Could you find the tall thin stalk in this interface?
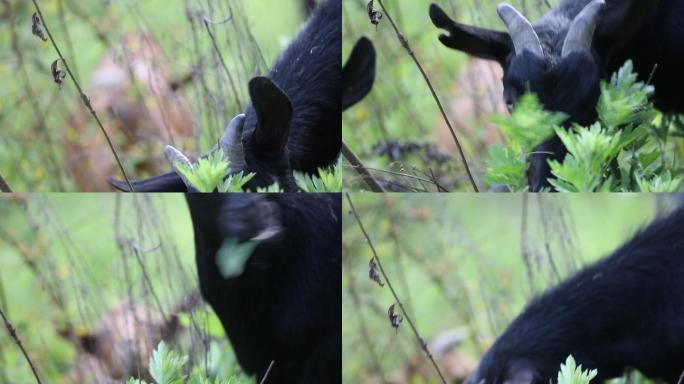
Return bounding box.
[0,308,43,384]
[345,193,448,384]
[376,0,479,192]
[31,0,133,191]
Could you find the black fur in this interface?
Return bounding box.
[186,193,341,383]
[342,37,376,110]
[431,0,684,191]
[469,205,684,383]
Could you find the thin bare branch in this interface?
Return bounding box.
[342,142,384,192]
[31,0,133,191]
[0,308,43,384]
[345,193,448,384]
[343,243,388,382]
[203,17,244,111]
[376,0,479,192]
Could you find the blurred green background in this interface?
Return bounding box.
[0,194,249,382]
[0,0,307,191]
[342,0,557,192]
[342,193,674,383]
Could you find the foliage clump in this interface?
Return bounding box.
[486,60,683,192]
[170,149,341,192]
[557,355,598,384]
[126,342,254,384]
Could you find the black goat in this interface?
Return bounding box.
[468,205,684,383]
[111,0,345,192]
[431,0,684,191]
[186,193,341,383]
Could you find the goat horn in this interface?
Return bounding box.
[497,3,543,57]
[562,0,605,57]
[164,145,194,188]
[220,114,247,172]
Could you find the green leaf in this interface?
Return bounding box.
[635,171,682,192]
[557,355,597,384]
[484,145,527,191]
[597,60,656,130]
[149,341,188,384]
[170,149,264,193]
[294,163,342,192]
[216,238,261,278]
[492,93,567,152]
[255,183,283,193]
[218,171,257,193]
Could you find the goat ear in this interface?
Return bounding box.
[429,3,512,64]
[107,172,188,192]
[248,77,293,153]
[342,37,376,110]
[594,1,658,57]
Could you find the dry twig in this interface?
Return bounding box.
[376,0,479,192]
[0,308,43,384]
[345,193,448,384]
[31,0,133,191]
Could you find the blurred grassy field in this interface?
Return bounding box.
[0,194,237,382]
[342,0,556,191]
[0,0,305,191]
[342,193,671,383]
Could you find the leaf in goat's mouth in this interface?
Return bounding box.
[216,237,261,279]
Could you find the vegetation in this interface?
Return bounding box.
[487,61,683,192]
[125,342,255,384]
[169,149,342,192]
[558,356,597,384]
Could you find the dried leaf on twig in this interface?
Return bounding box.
[388,303,403,333]
[369,257,384,287]
[31,13,48,42]
[51,59,66,88]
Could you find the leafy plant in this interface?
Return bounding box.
[485,60,683,192]
[171,149,342,193]
[557,355,598,384]
[216,238,261,278]
[172,149,256,193]
[485,93,567,189]
[294,163,342,192]
[126,342,254,384]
